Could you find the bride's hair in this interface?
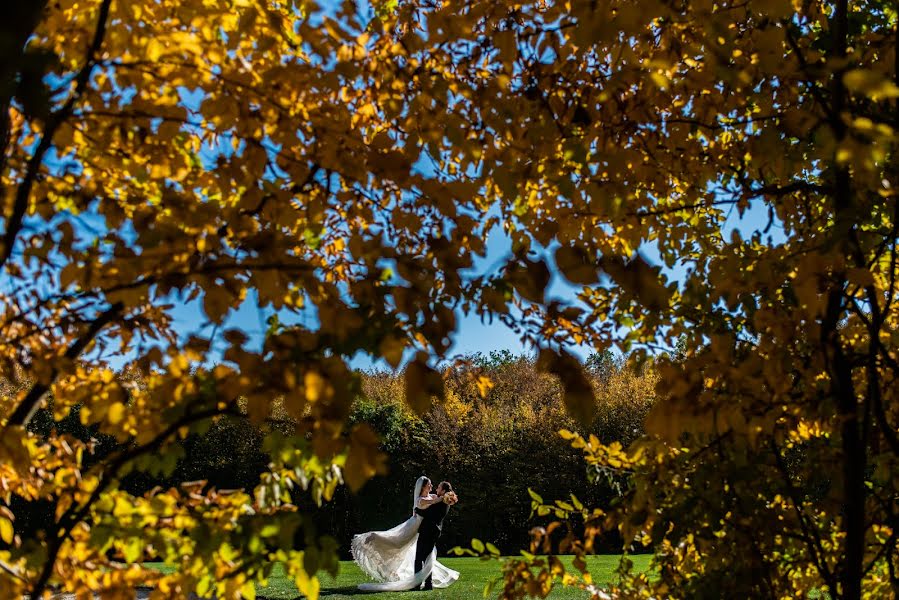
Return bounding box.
[412,476,430,514]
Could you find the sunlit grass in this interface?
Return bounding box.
[146,555,652,599]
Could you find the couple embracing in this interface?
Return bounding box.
[351,476,460,592]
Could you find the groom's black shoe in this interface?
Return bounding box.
[421,577,433,591]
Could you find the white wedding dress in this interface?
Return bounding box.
[350,477,460,591]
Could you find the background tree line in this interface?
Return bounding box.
[9,350,657,558]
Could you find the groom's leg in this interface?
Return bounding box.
[414,529,431,577]
[413,541,425,576]
[423,531,440,590]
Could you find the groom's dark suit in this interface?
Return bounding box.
[414,499,449,590]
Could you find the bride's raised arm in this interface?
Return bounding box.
[416,494,441,509]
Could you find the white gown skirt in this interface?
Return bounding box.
[350,514,460,591]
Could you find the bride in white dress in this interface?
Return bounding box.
[350,476,460,591]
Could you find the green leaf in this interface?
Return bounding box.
[483,577,499,598]
[303,227,323,250]
[374,0,399,19]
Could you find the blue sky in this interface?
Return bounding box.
[162,194,780,372]
[165,211,532,372]
[162,68,786,372]
[162,65,783,372]
[25,0,785,374]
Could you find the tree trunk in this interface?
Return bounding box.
[828,1,865,598]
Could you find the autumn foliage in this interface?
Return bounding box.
[5,353,656,565]
[340,352,656,555]
[1,0,898,599]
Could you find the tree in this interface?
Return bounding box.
[4,0,898,598]
[0,1,553,597]
[384,0,895,598]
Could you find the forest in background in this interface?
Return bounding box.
[9,350,658,558]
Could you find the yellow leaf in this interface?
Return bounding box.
[107,402,126,425]
[475,375,494,399]
[403,355,444,415]
[295,568,321,600]
[203,287,233,323]
[537,349,596,425]
[0,517,13,544]
[379,335,406,370]
[649,71,669,89]
[241,580,256,600]
[554,245,597,285]
[343,424,388,492]
[844,69,899,100]
[123,537,143,563]
[305,370,332,403]
[146,39,165,62]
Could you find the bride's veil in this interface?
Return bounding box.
[412,476,427,514]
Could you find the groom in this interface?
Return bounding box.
[413,480,454,591]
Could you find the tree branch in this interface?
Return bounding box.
[0,0,112,268]
[782,20,834,123]
[771,441,838,592]
[27,404,230,599]
[5,301,123,428]
[0,2,50,177]
[748,180,829,198]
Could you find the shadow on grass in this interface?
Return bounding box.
[318,586,375,597]
[257,588,373,599]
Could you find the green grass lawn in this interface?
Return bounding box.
[147,555,651,599]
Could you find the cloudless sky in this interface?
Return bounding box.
[165,211,530,372]
[164,196,781,372]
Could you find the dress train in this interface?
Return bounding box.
[350,514,459,591]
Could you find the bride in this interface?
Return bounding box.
[350,476,460,591]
